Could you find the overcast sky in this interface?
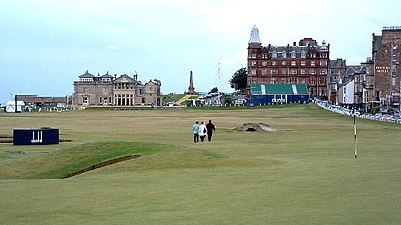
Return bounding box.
[1,0,400,104]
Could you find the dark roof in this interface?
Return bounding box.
[346,65,366,74]
[372,34,382,53]
[251,84,308,95]
[101,71,114,78]
[79,70,95,78]
[114,74,136,83]
[329,59,347,69]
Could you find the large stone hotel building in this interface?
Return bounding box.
[372,26,401,107]
[246,25,329,99]
[73,71,161,107]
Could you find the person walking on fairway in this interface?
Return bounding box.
[206,119,216,142]
[192,121,200,143]
[199,121,207,142]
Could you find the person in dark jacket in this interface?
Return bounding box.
[206,120,216,142]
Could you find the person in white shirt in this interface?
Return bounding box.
[199,121,207,142]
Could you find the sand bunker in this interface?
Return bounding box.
[236,123,275,132]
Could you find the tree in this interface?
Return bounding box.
[209,87,218,93]
[229,67,247,93]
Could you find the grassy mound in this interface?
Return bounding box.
[0,142,173,179]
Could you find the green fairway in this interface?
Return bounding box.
[1,104,401,224]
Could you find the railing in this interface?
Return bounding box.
[383,26,401,31]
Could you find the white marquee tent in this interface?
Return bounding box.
[5,100,25,113]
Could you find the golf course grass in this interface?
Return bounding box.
[0,104,400,224]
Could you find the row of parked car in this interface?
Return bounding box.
[314,100,401,124]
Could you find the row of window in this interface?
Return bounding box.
[114,83,135,90]
[80,87,145,95]
[79,78,112,82]
[250,60,328,67]
[81,96,149,105]
[252,68,328,76]
[249,77,327,86]
[250,52,328,59]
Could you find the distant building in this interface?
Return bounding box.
[372,26,401,110]
[328,58,347,104]
[345,61,374,111]
[16,95,67,109]
[246,25,329,99]
[72,71,161,107]
[338,80,355,105]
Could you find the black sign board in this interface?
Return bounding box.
[13,128,59,145]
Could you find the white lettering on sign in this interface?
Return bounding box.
[31,131,43,143]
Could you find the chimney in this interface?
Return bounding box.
[293,42,296,46]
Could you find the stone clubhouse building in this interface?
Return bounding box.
[72,70,161,107]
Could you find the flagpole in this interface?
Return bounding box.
[353,113,357,159]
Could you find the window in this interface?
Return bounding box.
[320,77,326,85]
[252,53,257,59]
[320,60,327,66]
[270,69,278,75]
[272,51,277,58]
[311,61,316,66]
[83,96,88,104]
[310,69,316,74]
[291,61,296,66]
[320,69,327,75]
[290,69,297,75]
[262,69,268,76]
[262,61,267,66]
[291,51,296,58]
[282,61,286,66]
[300,69,306,75]
[290,77,296,83]
[272,61,277,66]
[301,51,306,58]
[251,69,257,76]
[282,51,287,58]
[281,69,287,75]
[83,87,89,94]
[252,61,257,66]
[301,61,306,66]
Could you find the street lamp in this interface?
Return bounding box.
[389,41,398,111]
